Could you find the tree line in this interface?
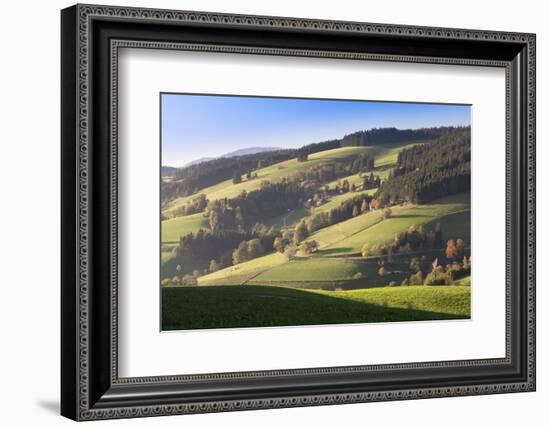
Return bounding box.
[403,251,471,286]
[340,126,456,147]
[374,127,470,204]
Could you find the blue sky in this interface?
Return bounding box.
[161,94,471,167]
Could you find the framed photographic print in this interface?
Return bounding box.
[61,4,536,421]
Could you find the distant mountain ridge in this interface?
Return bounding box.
[161,166,180,176]
[183,157,215,167]
[221,146,281,158]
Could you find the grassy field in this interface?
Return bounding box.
[198,252,288,285]
[454,276,471,286]
[199,251,467,290]
[263,187,378,231]
[316,285,471,316]
[304,208,386,249]
[161,250,175,264]
[249,254,433,289]
[252,257,368,283]
[162,212,209,243]
[314,188,378,214]
[319,193,470,256]
[162,285,470,330]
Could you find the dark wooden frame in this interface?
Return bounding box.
[61,4,536,421]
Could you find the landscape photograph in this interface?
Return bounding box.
[160,94,472,331]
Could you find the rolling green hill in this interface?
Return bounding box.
[163,140,428,217]
[319,193,470,257]
[162,285,470,330]
[198,252,287,286]
[261,187,378,231]
[162,212,209,243]
[163,146,373,216]
[196,193,470,287]
[314,188,378,214]
[303,208,387,249]
[161,139,432,244]
[162,133,470,293]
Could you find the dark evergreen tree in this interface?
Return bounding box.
[297,152,308,162]
[232,169,242,184]
[375,127,470,204]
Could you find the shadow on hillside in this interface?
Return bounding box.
[317,247,352,256]
[161,285,469,331]
[389,213,431,219]
[374,165,393,172]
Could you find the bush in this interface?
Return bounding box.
[232,238,265,265]
[284,244,297,260]
[365,244,388,257]
[273,236,285,253]
[181,274,198,286]
[409,271,423,285]
[161,278,173,286]
[300,240,319,255]
[294,220,309,244]
[445,260,471,281]
[208,259,221,273]
[388,281,398,287]
[353,272,364,279]
[424,266,451,286]
[397,243,412,254]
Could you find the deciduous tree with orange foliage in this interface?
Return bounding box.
[445,239,458,259]
[370,198,382,210]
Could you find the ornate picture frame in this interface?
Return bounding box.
[61,4,535,421]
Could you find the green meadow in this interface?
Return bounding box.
[162,212,209,243]
[320,193,470,256]
[162,285,470,330]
